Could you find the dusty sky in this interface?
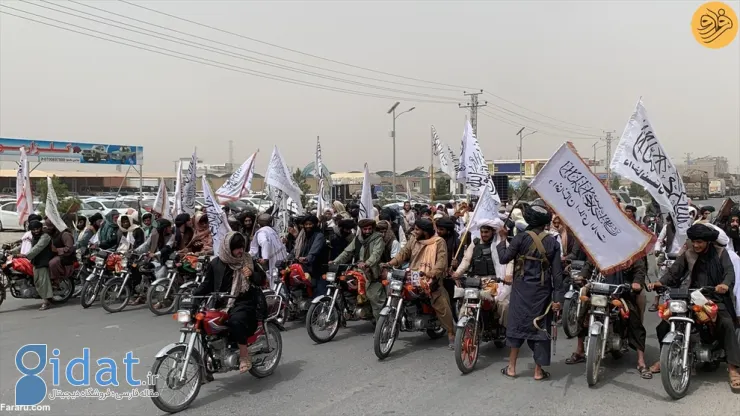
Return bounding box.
[1,0,738,176]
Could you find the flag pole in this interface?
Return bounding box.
[430,126,435,202]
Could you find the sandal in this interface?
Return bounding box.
[239,356,252,373]
[534,371,550,381]
[500,366,517,379]
[39,303,51,311]
[565,353,585,365]
[638,366,653,379]
[648,304,658,312]
[649,363,661,374]
[730,371,740,393]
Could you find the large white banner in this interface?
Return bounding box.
[182,149,198,215]
[456,120,500,204]
[359,163,374,220]
[531,143,654,274]
[265,146,304,214]
[172,160,183,218]
[432,125,458,179]
[45,177,67,232]
[611,98,691,235]
[16,147,33,225]
[201,176,232,255]
[268,186,288,235]
[216,151,257,201]
[152,178,172,220]
[315,138,330,215]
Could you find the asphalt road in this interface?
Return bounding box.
[0,197,737,416]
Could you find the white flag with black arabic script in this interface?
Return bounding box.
[45,177,67,232]
[153,178,172,220]
[265,145,304,214]
[456,119,500,205]
[16,147,33,226]
[202,176,232,255]
[216,151,257,202]
[172,160,183,218]
[531,142,654,274]
[182,149,198,215]
[359,163,374,220]
[315,138,330,215]
[611,98,691,237]
[432,125,459,180]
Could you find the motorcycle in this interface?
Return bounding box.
[149,292,283,413]
[582,281,632,386]
[0,249,75,307]
[373,268,446,360]
[274,260,313,322]
[656,286,726,399]
[147,254,207,316]
[562,260,587,339]
[73,247,96,297]
[305,263,375,343]
[453,276,507,374]
[79,250,119,308]
[100,253,154,313]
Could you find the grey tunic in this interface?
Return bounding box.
[497,230,564,341]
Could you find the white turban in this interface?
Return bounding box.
[475,217,504,230]
[703,223,730,246]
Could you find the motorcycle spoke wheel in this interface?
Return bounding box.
[102,282,130,313]
[306,301,339,343]
[148,282,175,315]
[250,323,283,378]
[661,339,691,399]
[150,346,202,413]
[455,320,479,374]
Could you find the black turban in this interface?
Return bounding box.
[358,218,376,228]
[415,218,435,235]
[436,218,456,232]
[88,212,103,224]
[28,214,42,223]
[625,205,637,212]
[156,219,172,231]
[524,205,551,229]
[302,215,319,225]
[731,209,740,219]
[687,224,719,242]
[338,219,356,230]
[28,220,43,230]
[700,206,715,213]
[175,213,190,227]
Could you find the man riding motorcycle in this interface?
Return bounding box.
[649,223,740,392]
[331,218,386,322]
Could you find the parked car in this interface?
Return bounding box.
[0,201,25,231]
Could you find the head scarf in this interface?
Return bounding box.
[117,214,140,233]
[186,212,213,253]
[415,218,435,236]
[476,217,503,231]
[28,214,42,224]
[524,205,551,229]
[376,220,396,245]
[333,201,351,219]
[687,224,719,242]
[218,232,253,308]
[436,218,456,233]
[175,213,191,228]
[703,223,730,246]
[88,212,103,227]
[29,220,43,231]
[302,215,320,226]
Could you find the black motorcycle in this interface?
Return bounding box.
[100,253,154,313]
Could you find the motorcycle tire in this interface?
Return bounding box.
[147,281,177,316]
[250,322,283,378]
[426,327,446,339]
[586,332,603,387]
[374,314,397,360]
[562,297,579,339]
[51,278,75,304]
[0,279,5,308]
[306,300,340,344]
[660,336,691,399]
[150,345,203,413]
[80,279,99,308]
[454,319,479,374]
[101,278,131,313]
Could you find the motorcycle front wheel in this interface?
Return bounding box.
[374,314,398,360]
[150,345,203,413]
[454,319,480,374]
[147,280,178,316]
[101,278,131,313]
[250,322,283,378]
[80,279,99,308]
[51,278,75,304]
[562,297,579,339]
[306,299,340,343]
[660,336,691,399]
[0,278,6,308]
[586,331,603,387]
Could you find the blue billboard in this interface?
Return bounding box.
[493,162,522,175]
[0,137,143,165]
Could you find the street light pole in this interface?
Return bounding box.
[516,127,537,183]
[387,102,415,194]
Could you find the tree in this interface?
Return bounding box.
[292,168,311,207]
[435,179,451,199]
[35,175,80,217]
[629,181,649,198]
[610,174,621,190]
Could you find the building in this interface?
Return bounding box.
[676,156,729,179]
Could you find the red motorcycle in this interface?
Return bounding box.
[0,248,75,308]
[275,260,314,322]
[150,292,283,413]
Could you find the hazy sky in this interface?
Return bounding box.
[1,0,738,176]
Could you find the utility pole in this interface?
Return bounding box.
[227,140,234,172]
[459,90,487,137]
[685,152,692,166]
[604,130,615,184]
[516,127,537,184]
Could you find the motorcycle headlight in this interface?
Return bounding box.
[272,268,278,277]
[591,295,608,308]
[120,259,128,269]
[464,288,479,299]
[669,300,688,314]
[326,272,336,282]
[390,280,402,291]
[175,310,191,323]
[166,260,174,268]
[95,257,105,267]
[195,262,203,271]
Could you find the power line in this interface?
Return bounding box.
[118,0,478,91]
[21,0,461,102]
[478,109,599,140]
[0,6,455,104]
[483,91,603,132]
[65,0,463,93]
[484,104,602,137]
[458,90,486,137]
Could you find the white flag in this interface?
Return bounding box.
[406,179,412,201]
[45,177,67,232]
[467,182,501,240]
[315,138,330,214]
[16,147,33,226]
[182,149,197,215]
[202,176,231,255]
[172,161,183,218]
[456,120,501,204]
[216,151,257,202]
[611,98,691,236]
[398,224,407,250]
[265,146,304,214]
[359,163,374,220]
[432,125,459,179]
[531,143,654,274]
[268,186,288,235]
[153,178,172,220]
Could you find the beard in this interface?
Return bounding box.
[416,232,429,241]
